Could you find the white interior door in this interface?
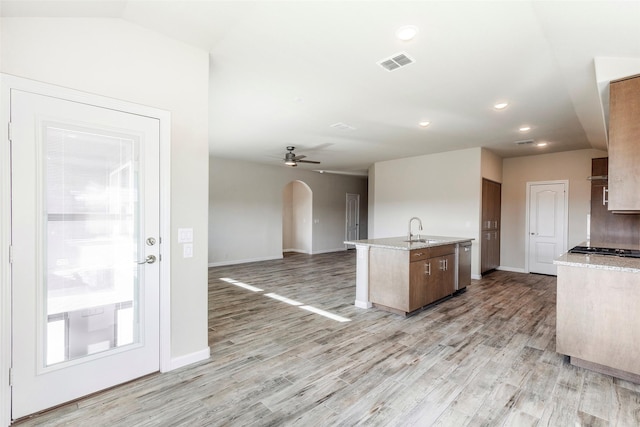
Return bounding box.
[346,193,360,244]
[528,182,567,275]
[10,90,160,419]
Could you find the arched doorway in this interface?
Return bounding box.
[282,180,312,254]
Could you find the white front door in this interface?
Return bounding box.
[527,182,567,275]
[345,193,360,244]
[11,90,160,419]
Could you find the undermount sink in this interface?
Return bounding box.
[404,239,440,244]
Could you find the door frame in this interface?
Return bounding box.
[345,193,360,246]
[0,74,172,424]
[524,180,569,274]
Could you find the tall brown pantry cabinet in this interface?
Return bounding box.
[481,178,501,274]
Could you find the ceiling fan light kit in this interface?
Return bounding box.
[283,146,320,167]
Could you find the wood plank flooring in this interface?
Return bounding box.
[15,251,640,426]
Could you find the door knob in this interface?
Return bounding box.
[137,255,156,264]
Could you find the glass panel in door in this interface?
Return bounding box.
[44,125,140,366]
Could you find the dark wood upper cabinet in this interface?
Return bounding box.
[608,74,640,212]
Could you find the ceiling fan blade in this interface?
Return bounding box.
[297,159,321,164]
[292,155,306,161]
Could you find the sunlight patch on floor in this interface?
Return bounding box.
[300,305,351,323]
[265,293,303,306]
[219,277,351,323]
[219,277,263,292]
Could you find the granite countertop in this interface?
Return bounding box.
[344,235,474,251]
[554,252,640,273]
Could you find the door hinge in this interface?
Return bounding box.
[7,122,12,142]
[8,368,13,387]
[8,245,13,264]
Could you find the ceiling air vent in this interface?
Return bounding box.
[330,122,356,131]
[378,52,415,72]
[514,139,535,145]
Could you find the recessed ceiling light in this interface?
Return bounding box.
[419,121,430,127]
[519,126,531,132]
[396,25,419,41]
[536,142,548,147]
[494,102,509,110]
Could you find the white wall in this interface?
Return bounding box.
[1,18,210,361]
[369,148,482,276]
[209,157,368,266]
[481,148,503,183]
[282,183,293,250]
[501,148,608,270]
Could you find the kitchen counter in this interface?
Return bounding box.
[344,235,473,250]
[555,247,640,383]
[346,236,473,312]
[554,252,640,273]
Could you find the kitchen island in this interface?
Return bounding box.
[555,248,640,383]
[345,236,473,316]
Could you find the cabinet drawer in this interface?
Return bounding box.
[409,249,429,261]
[428,244,455,258]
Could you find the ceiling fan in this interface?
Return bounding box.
[283,146,320,167]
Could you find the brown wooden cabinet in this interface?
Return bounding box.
[370,244,457,316]
[608,74,640,212]
[410,248,455,312]
[589,157,640,245]
[428,253,456,303]
[481,178,501,274]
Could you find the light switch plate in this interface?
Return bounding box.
[178,228,193,243]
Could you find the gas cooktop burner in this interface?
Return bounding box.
[569,246,640,258]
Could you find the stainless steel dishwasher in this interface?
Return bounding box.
[456,242,472,291]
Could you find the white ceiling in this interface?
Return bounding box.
[3,1,640,174]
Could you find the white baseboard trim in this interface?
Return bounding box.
[354,300,372,309]
[168,347,211,371]
[471,274,482,280]
[208,249,352,267]
[311,247,347,255]
[208,255,282,267]
[496,266,527,273]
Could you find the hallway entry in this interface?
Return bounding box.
[282,180,312,254]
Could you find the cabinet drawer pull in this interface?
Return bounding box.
[425,262,431,276]
[413,252,424,257]
[603,186,608,206]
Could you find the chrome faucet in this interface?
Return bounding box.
[408,217,423,241]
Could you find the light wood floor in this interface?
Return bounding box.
[15,251,640,426]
